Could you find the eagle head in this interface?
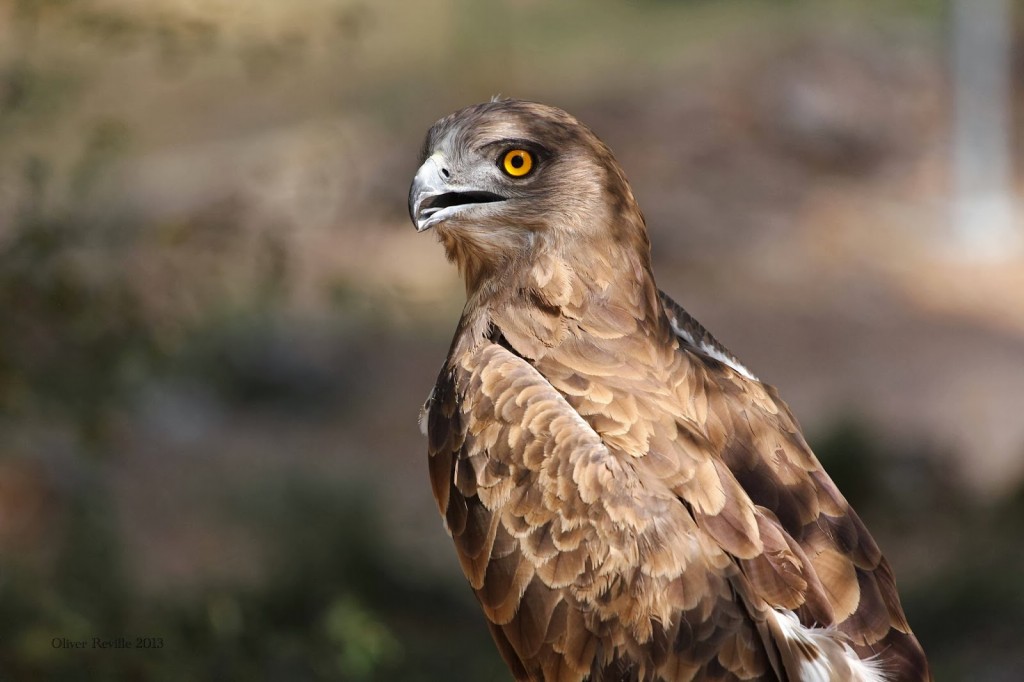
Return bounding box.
[409,99,649,296]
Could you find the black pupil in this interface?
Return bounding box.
[510,154,524,168]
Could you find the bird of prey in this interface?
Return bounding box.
[408,99,930,682]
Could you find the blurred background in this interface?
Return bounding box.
[1,0,1022,679]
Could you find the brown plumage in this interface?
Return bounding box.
[408,99,930,681]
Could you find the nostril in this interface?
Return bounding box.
[440,167,451,179]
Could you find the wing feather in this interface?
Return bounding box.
[428,338,773,680]
[424,288,927,680]
[658,291,929,677]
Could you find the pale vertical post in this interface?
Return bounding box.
[950,0,1019,257]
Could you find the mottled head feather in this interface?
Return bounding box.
[417,99,651,301]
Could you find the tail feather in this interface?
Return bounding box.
[767,609,889,682]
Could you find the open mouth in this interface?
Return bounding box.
[418,191,506,222]
[408,156,509,232]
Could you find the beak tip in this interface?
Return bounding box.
[409,155,451,232]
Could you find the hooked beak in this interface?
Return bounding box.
[408,155,506,232]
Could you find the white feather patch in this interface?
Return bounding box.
[667,314,757,381]
[769,610,889,682]
[418,387,435,436]
[847,654,891,682]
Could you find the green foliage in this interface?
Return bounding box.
[0,61,77,134]
[0,473,134,681]
[325,595,402,680]
[0,162,159,443]
[0,475,506,681]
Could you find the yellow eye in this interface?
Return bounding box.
[501,149,533,177]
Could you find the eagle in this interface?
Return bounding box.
[408,99,930,682]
